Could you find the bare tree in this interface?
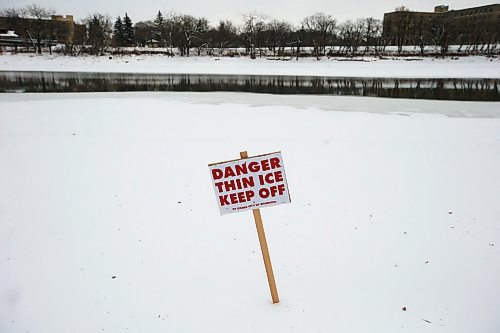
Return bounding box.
[164,12,179,55]
[242,12,266,59]
[292,26,305,60]
[363,17,381,54]
[414,17,429,56]
[338,19,364,54]
[83,13,112,55]
[395,11,413,54]
[212,20,238,55]
[370,19,385,55]
[174,14,208,56]
[483,25,499,54]
[467,22,493,54]
[428,16,449,55]
[25,4,55,53]
[302,12,336,58]
[194,19,211,56]
[0,7,20,17]
[266,20,292,56]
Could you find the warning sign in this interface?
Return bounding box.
[209,152,291,215]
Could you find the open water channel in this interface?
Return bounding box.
[0,71,498,101]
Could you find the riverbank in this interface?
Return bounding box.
[1,53,499,78]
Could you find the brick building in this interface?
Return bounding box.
[0,14,86,46]
[383,4,500,47]
[50,15,86,44]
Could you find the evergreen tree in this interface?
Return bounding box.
[153,10,165,46]
[113,16,124,47]
[122,13,135,46]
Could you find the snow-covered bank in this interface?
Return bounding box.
[1,53,499,78]
[1,92,499,333]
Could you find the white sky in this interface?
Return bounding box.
[0,0,496,26]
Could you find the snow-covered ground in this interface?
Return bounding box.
[1,92,499,333]
[1,53,499,78]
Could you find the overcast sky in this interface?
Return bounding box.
[0,0,496,25]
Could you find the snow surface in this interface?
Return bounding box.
[1,92,500,333]
[1,53,500,78]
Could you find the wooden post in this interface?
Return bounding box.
[240,151,280,304]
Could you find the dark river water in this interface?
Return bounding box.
[0,71,498,101]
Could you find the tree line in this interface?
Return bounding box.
[85,11,388,57]
[0,5,387,56]
[1,4,497,56]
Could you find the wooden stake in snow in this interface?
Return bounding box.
[208,150,291,303]
[240,151,280,304]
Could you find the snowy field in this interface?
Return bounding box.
[1,53,500,78]
[1,92,499,333]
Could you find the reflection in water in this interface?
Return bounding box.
[0,71,498,101]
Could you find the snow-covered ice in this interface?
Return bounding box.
[1,92,499,333]
[1,53,499,78]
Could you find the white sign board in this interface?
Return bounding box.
[209,152,291,215]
